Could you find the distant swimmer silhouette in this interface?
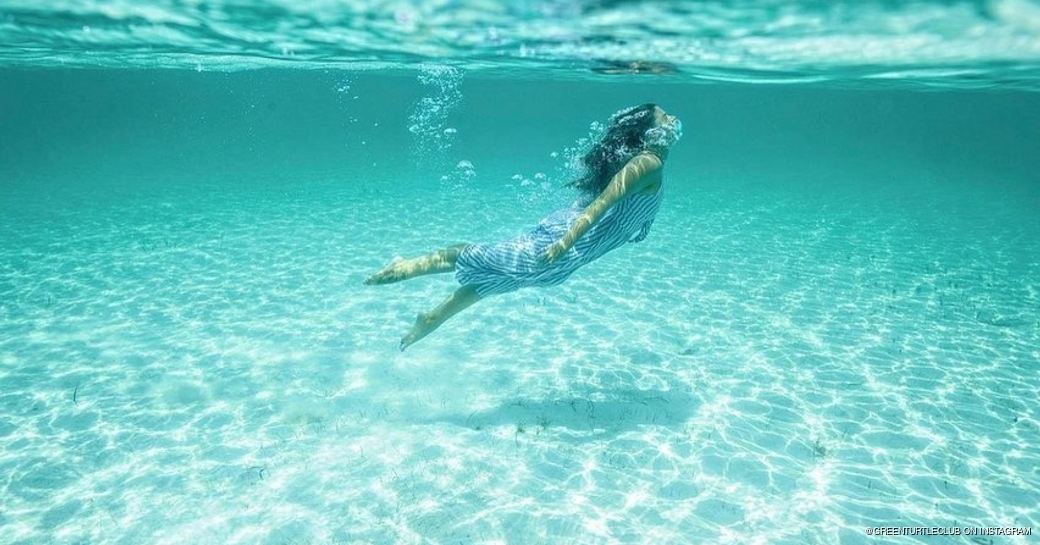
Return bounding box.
[365,103,682,351]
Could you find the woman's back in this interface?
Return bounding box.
[454,182,664,297]
[549,183,663,260]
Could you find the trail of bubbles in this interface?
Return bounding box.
[555,119,606,185]
[332,72,361,146]
[407,64,464,166]
[333,73,355,100]
[505,171,555,206]
[507,119,608,207]
[439,159,477,192]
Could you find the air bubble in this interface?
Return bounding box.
[439,158,477,191]
[407,65,463,164]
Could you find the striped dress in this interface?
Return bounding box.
[454,182,664,297]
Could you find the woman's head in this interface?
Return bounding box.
[566,103,682,195]
[645,106,683,150]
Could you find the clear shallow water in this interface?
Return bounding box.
[2,3,1040,544]
[1,68,1038,545]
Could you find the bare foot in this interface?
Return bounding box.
[364,256,409,285]
[400,312,438,351]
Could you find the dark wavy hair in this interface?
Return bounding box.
[565,103,658,196]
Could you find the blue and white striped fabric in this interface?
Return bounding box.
[454,183,664,297]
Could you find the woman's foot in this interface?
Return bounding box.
[400,312,439,351]
[364,256,411,285]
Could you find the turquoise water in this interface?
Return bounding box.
[2,2,1040,545]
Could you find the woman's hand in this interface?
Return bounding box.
[536,240,568,267]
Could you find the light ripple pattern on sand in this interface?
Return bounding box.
[0,166,1037,544]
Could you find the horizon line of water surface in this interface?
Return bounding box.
[2,0,1040,90]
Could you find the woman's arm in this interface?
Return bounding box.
[541,151,662,263]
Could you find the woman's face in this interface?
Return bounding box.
[644,106,682,149]
[653,106,678,128]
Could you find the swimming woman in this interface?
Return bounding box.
[364,103,682,351]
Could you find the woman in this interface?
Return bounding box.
[365,103,682,351]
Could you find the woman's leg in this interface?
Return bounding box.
[364,243,469,285]
[399,284,482,351]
